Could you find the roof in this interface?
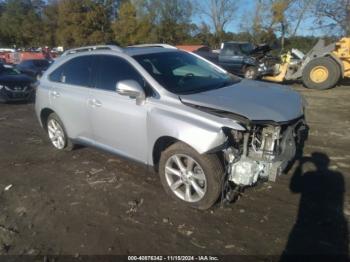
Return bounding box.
[124,47,179,56]
[223,41,250,44]
[128,44,177,49]
[176,45,207,52]
[61,45,180,58]
[0,48,15,53]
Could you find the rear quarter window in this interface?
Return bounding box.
[49,56,93,87]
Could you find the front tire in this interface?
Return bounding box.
[159,142,224,210]
[244,66,258,80]
[46,113,73,151]
[302,57,341,90]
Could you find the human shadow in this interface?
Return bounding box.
[280,152,349,261]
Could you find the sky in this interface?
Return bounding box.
[192,0,328,37]
[192,1,255,33]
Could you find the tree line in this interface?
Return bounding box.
[0,0,348,52]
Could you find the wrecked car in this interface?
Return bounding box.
[218,42,279,80]
[16,59,51,80]
[0,62,36,103]
[35,44,308,210]
[188,42,279,80]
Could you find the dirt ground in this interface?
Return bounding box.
[0,83,349,259]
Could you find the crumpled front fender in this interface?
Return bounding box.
[147,105,244,165]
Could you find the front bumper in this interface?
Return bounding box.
[225,118,308,186]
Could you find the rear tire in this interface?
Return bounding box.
[46,113,74,151]
[302,57,341,90]
[159,142,224,210]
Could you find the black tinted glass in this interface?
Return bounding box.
[49,56,92,87]
[239,44,254,55]
[33,60,49,67]
[20,60,31,67]
[0,68,20,75]
[96,55,142,91]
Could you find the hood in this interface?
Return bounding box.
[180,79,304,123]
[0,74,34,86]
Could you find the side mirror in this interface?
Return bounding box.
[116,80,145,105]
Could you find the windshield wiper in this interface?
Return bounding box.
[214,79,238,89]
[175,78,240,95]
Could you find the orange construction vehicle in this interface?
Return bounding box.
[263,37,350,90]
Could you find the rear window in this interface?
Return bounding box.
[0,67,20,76]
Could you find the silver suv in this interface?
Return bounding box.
[35,44,307,210]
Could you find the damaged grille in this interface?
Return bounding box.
[248,118,307,161]
[225,118,308,186]
[6,86,28,92]
[250,125,282,160]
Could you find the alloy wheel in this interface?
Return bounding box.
[165,154,207,203]
[47,119,66,149]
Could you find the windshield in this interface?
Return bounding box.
[133,51,240,94]
[0,67,20,76]
[33,60,50,67]
[239,43,254,55]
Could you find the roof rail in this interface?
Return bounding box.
[128,44,177,49]
[62,45,123,56]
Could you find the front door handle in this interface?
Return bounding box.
[94,99,102,107]
[52,91,60,98]
[89,99,102,107]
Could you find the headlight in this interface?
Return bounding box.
[30,81,39,88]
[0,85,10,91]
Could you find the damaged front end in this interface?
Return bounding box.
[222,117,308,188]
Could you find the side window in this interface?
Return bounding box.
[49,56,93,87]
[96,55,144,92]
[221,44,240,56]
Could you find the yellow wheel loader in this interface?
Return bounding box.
[263,37,350,90]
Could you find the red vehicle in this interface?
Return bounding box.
[0,49,54,65]
[17,52,46,63]
[0,51,13,64]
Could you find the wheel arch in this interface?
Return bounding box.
[147,107,237,169]
[152,136,180,172]
[40,108,55,131]
[327,53,344,78]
